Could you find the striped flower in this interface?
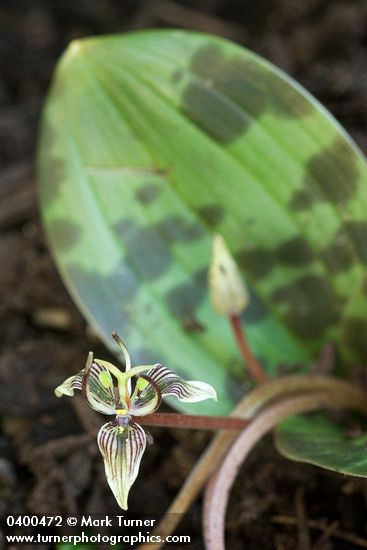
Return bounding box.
[54,333,217,510]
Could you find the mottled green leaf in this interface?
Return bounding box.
[276,414,367,477]
[38,30,367,416]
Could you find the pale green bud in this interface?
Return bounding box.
[209,234,249,316]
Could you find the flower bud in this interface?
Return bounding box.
[209,234,249,316]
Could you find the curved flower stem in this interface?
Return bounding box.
[203,389,367,550]
[136,375,367,550]
[229,315,268,383]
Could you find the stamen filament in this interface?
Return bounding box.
[97,358,126,385]
[120,365,153,382]
[116,365,154,402]
[112,331,131,371]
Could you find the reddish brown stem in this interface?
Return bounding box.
[230,315,268,384]
[136,376,367,550]
[133,412,249,431]
[203,389,367,550]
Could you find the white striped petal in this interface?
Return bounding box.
[129,375,162,416]
[83,360,116,415]
[54,369,85,397]
[97,420,146,510]
[145,364,217,403]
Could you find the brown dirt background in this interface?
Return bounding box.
[1,1,367,548]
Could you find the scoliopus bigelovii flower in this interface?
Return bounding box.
[54,332,217,510]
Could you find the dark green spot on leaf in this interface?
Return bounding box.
[197,205,224,226]
[276,236,314,267]
[306,139,359,206]
[165,269,206,318]
[135,184,160,204]
[236,248,275,281]
[289,189,317,212]
[344,221,367,265]
[243,287,268,324]
[272,274,340,340]
[157,216,204,242]
[342,317,367,359]
[320,234,355,274]
[115,219,172,280]
[49,219,80,252]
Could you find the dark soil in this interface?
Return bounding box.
[1,1,367,549]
